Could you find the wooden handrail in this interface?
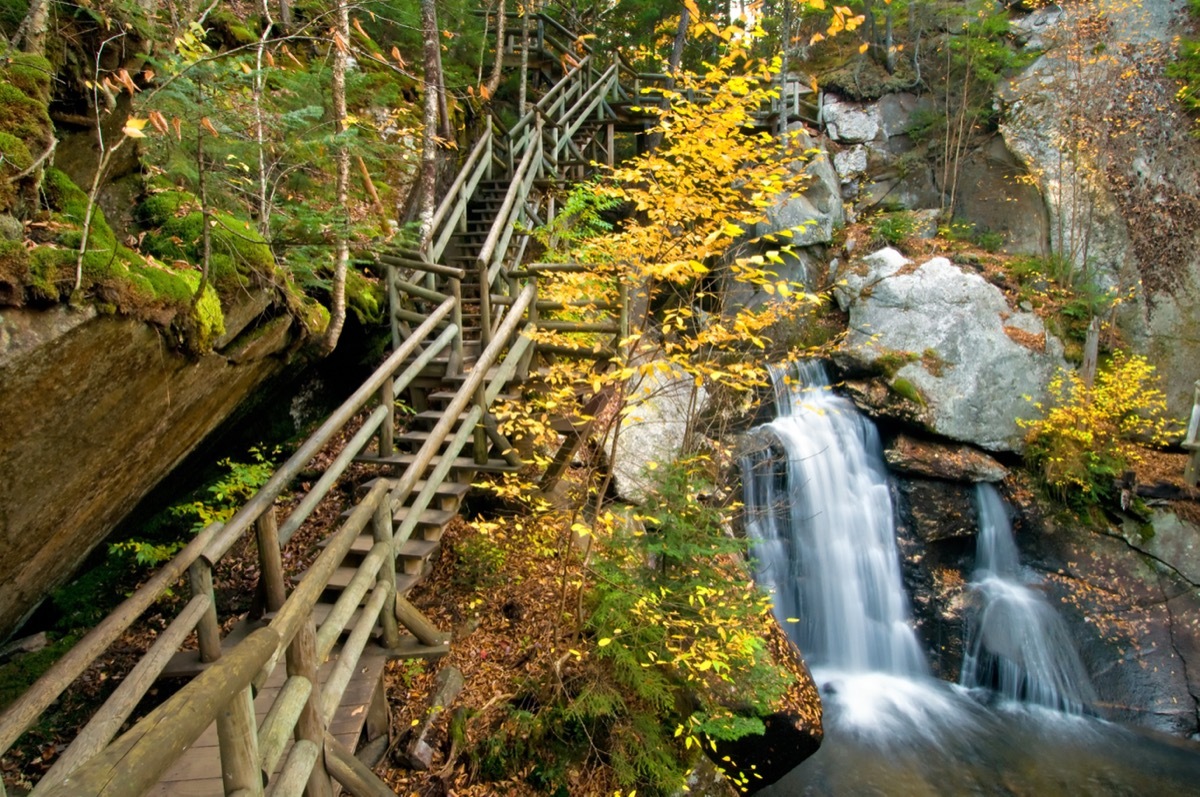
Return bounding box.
[0,520,223,756]
[35,628,280,797]
[205,296,455,562]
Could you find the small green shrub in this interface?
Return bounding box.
[1020,351,1179,507]
[170,446,279,531]
[454,533,508,589]
[869,211,919,248]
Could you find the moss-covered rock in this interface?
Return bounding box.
[139,190,275,295]
[0,53,54,216]
[345,268,384,325]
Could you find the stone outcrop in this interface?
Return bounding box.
[608,361,708,504]
[893,472,1200,736]
[0,293,301,639]
[996,0,1200,420]
[1015,500,1200,737]
[884,434,1008,483]
[833,247,1068,451]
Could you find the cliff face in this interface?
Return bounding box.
[0,293,298,640]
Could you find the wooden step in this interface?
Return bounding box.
[354,477,471,510]
[425,388,517,406]
[409,408,472,426]
[320,532,442,559]
[394,505,457,532]
[355,451,522,475]
[325,567,421,594]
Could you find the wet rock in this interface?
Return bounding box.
[892,477,974,682]
[833,248,1067,451]
[896,479,978,543]
[608,360,709,504]
[1015,502,1200,737]
[884,434,1008,483]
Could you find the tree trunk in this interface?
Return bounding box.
[322,2,352,354]
[518,5,531,114]
[253,0,275,238]
[418,0,442,246]
[16,0,50,54]
[485,0,506,98]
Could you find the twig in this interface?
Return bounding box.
[6,136,56,183]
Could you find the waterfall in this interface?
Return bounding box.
[961,484,1096,714]
[740,363,1200,795]
[742,362,926,676]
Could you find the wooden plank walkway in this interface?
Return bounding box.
[149,644,389,796]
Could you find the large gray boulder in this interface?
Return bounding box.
[609,361,709,504]
[833,248,1068,451]
[997,0,1200,420]
[756,128,844,247]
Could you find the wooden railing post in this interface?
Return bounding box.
[377,376,395,458]
[1184,379,1200,486]
[517,278,538,383]
[217,685,264,796]
[450,277,464,375]
[479,256,493,350]
[286,618,335,797]
[372,501,402,650]
[188,559,222,663]
[386,265,401,349]
[473,380,490,465]
[256,506,288,614]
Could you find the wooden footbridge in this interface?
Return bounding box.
[0,16,815,797]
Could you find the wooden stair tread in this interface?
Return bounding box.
[355,452,521,473]
[318,533,442,560]
[354,477,472,501]
[324,567,421,593]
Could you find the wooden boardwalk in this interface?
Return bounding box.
[150,645,388,796]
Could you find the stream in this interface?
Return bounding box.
[740,362,1200,795]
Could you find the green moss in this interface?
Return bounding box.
[875,348,918,378]
[345,268,384,325]
[299,296,331,337]
[141,195,275,293]
[889,377,927,406]
[0,634,80,712]
[136,190,197,228]
[0,82,50,146]
[178,270,226,351]
[2,53,53,103]
[28,246,68,300]
[0,131,33,209]
[0,238,29,284]
[207,8,258,45]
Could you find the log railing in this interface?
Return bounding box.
[2,278,542,796]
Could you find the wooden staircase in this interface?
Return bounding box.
[0,0,830,784]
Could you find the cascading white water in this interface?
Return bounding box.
[742,363,1200,795]
[743,362,926,676]
[960,484,1097,714]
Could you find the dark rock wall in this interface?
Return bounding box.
[892,469,1200,738]
[0,296,298,640]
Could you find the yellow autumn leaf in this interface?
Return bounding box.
[859,42,870,54]
[598,638,612,647]
[122,117,148,138]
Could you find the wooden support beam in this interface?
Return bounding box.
[394,595,445,647]
[36,628,280,797]
[324,735,395,797]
